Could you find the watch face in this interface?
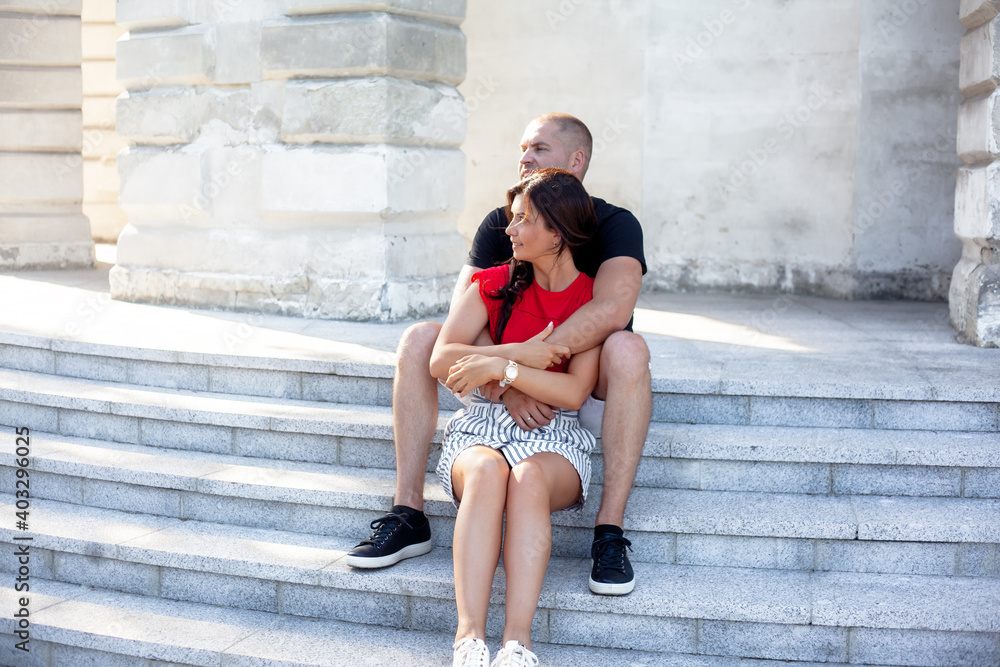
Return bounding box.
[505,364,517,381]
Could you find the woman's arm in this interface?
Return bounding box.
[430,281,570,381]
[430,281,490,381]
[445,344,601,411]
[448,265,480,313]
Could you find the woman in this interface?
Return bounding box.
[429,168,601,667]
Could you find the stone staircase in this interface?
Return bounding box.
[0,306,999,666]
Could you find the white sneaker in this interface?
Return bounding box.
[490,640,538,667]
[453,637,490,667]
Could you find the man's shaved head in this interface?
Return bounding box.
[530,113,593,179]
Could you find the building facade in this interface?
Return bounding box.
[1,0,998,345]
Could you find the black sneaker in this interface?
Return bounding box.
[588,525,634,595]
[345,505,432,569]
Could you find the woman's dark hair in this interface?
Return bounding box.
[491,168,597,344]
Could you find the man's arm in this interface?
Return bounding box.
[500,257,642,430]
[543,256,643,356]
[433,276,571,381]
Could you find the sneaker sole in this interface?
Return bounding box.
[588,576,635,596]
[345,539,433,569]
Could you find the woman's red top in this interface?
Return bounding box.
[472,264,594,373]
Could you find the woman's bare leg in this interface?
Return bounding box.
[500,452,582,650]
[451,446,510,642]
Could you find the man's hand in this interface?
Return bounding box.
[502,386,555,431]
[480,380,507,402]
[446,354,504,398]
[514,322,571,369]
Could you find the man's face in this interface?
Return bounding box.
[518,121,572,178]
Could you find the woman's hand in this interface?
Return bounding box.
[512,322,571,369]
[446,355,506,398]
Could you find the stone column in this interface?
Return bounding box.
[0,1,94,270]
[82,0,127,243]
[111,0,468,321]
[953,1,1000,346]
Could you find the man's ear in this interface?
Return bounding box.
[568,149,586,175]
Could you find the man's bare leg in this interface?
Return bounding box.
[594,331,651,527]
[392,321,442,510]
[588,330,651,594]
[345,321,440,568]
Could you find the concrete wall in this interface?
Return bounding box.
[82,0,127,243]
[458,0,646,236]
[459,0,964,300]
[853,0,964,299]
[645,0,863,296]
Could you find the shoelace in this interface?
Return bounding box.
[358,512,413,548]
[453,638,490,667]
[591,533,633,572]
[491,641,538,667]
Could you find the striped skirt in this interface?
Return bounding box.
[435,394,596,511]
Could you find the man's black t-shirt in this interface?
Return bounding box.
[467,197,647,277]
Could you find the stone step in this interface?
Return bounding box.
[5,429,1000,575]
[1,501,998,665]
[5,332,999,431]
[653,389,1000,432]
[2,364,998,498]
[645,423,1000,498]
[0,366,436,457]
[0,329,403,406]
[1,579,935,667]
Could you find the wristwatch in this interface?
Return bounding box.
[498,360,519,387]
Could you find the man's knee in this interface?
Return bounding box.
[601,331,650,381]
[396,321,441,369]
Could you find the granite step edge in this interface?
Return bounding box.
[0,329,397,378]
[14,428,1000,511]
[7,436,1000,545]
[5,334,1000,407]
[1,507,998,636]
[2,578,928,667]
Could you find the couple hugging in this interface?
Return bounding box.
[347,113,650,667]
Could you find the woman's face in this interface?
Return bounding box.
[506,194,559,263]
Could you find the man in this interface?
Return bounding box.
[346,113,651,596]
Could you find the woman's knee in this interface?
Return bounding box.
[456,448,510,491]
[601,331,650,380]
[507,455,569,500]
[508,459,549,493]
[507,455,580,512]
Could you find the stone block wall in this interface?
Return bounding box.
[82,0,127,243]
[952,0,1000,346]
[0,0,94,269]
[111,0,468,321]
